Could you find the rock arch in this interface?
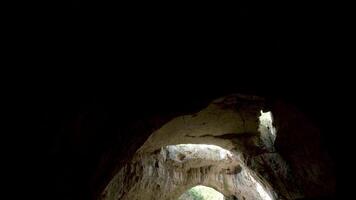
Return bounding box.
[178,185,226,200]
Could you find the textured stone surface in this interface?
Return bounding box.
[100,94,335,200]
[102,144,275,200]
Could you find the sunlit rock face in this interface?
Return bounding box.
[165,144,233,164]
[100,94,335,200]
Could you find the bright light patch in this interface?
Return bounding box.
[178,185,224,200]
[165,144,233,162]
[259,110,276,148]
[259,110,276,136]
[249,174,274,200]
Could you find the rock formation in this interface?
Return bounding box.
[100,94,335,200]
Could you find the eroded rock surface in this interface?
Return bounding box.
[103,144,275,200]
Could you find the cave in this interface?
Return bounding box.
[96,94,335,200]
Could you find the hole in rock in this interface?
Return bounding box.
[258,110,276,147]
[178,185,224,200]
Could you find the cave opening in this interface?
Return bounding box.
[178,185,224,200]
[258,110,276,149]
